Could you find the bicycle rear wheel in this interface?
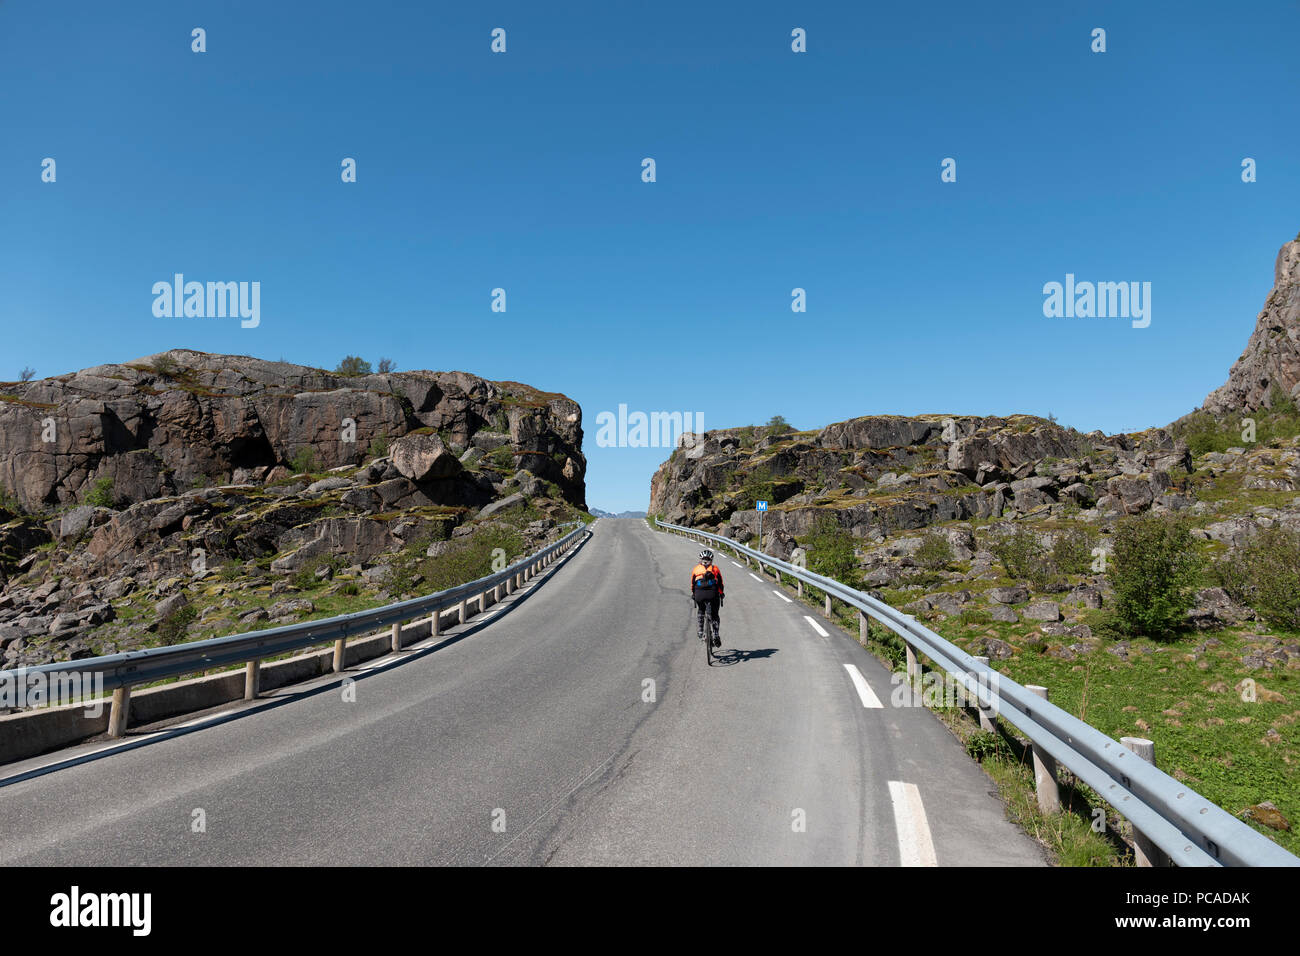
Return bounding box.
[704,616,714,666]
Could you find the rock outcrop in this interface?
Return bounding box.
[0,351,590,670]
[1201,236,1300,414]
[648,414,1190,540]
[0,350,586,513]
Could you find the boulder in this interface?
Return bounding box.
[390,433,463,482]
[479,493,527,518]
[1022,601,1061,622]
[987,586,1029,605]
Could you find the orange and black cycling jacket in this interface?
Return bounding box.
[690,563,724,596]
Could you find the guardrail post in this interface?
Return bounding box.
[391,620,402,652]
[1026,685,1060,814]
[431,607,442,637]
[108,685,132,737]
[245,660,261,700]
[797,579,803,597]
[1121,737,1168,867]
[972,656,995,732]
[858,610,868,645]
[458,597,469,624]
[824,594,833,618]
[905,642,918,683]
[333,636,347,672]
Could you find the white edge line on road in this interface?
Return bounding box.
[748,572,762,582]
[772,590,792,603]
[729,561,742,568]
[888,780,938,867]
[803,615,829,637]
[842,664,883,709]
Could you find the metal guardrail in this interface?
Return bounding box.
[655,518,1299,867]
[2,521,592,736]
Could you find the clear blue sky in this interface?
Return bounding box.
[2,1,1297,511]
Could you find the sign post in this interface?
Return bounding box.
[756,499,768,549]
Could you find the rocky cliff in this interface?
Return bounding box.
[649,415,1190,544]
[0,349,585,513]
[1201,236,1300,415]
[0,351,588,669]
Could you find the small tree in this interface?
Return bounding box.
[1050,527,1096,576]
[1216,525,1300,630]
[84,476,115,508]
[19,367,35,382]
[334,356,372,376]
[802,513,858,584]
[290,446,319,475]
[989,526,1052,585]
[766,415,793,435]
[1109,513,1202,638]
[377,357,396,374]
[151,355,180,377]
[738,466,775,509]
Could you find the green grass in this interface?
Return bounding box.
[932,616,1300,856]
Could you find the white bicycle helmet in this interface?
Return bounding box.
[699,549,714,563]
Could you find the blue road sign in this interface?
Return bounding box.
[757,500,768,512]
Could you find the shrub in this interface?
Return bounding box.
[915,530,954,571]
[377,357,396,374]
[1109,513,1202,638]
[487,446,516,472]
[19,367,35,382]
[738,466,775,509]
[84,476,115,508]
[989,526,1056,588]
[150,355,180,377]
[290,446,319,475]
[1215,525,1300,630]
[801,513,858,585]
[158,604,198,644]
[1050,526,1097,576]
[368,432,390,458]
[334,356,372,376]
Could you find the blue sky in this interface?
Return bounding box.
[2,1,1297,511]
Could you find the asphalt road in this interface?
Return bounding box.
[0,519,1045,866]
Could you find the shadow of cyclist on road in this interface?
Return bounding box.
[710,647,779,667]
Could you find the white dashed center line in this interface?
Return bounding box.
[803,615,829,637]
[748,573,762,582]
[771,590,792,603]
[729,561,742,568]
[842,664,883,708]
[888,781,938,867]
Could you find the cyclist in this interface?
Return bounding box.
[690,549,725,647]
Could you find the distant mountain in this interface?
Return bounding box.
[591,508,646,518]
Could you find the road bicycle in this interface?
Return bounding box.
[690,598,718,666]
